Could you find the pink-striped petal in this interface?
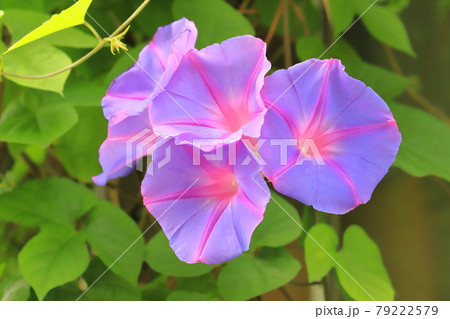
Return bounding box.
[141,140,270,264]
[259,59,401,214]
[149,35,271,149]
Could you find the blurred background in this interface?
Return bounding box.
[0,0,448,301]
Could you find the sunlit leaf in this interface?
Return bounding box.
[145,231,215,277]
[5,0,93,52]
[390,103,450,182]
[18,229,89,300]
[218,247,301,300]
[2,10,97,49]
[172,0,254,48]
[84,201,145,285]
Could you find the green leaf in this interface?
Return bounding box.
[0,177,96,229]
[390,103,450,182]
[251,191,301,248]
[3,44,72,94]
[135,0,174,36]
[83,201,145,285]
[305,224,394,301]
[6,144,47,183]
[0,90,77,145]
[296,36,360,65]
[0,0,44,11]
[217,247,301,300]
[145,231,215,277]
[360,4,415,56]
[296,36,326,61]
[172,0,255,48]
[43,282,82,301]
[176,273,220,298]
[345,61,410,99]
[329,0,355,38]
[167,291,220,301]
[5,0,93,52]
[304,224,339,282]
[64,78,105,106]
[386,0,411,13]
[337,225,394,301]
[18,229,90,300]
[140,275,170,301]
[0,276,30,301]
[79,258,141,301]
[54,107,106,182]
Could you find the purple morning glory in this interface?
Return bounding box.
[141,140,270,264]
[259,59,402,214]
[93,18,198,185]
[93,16,402,265]
[149,35,271,150]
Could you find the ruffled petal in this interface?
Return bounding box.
[259,59,401,214]
[141,140,270,264]
[102,18,197,125]
[150,35,271,148]
[94,19,197,185]
[92,115,156,186]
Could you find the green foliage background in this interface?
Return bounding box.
[0,0,448,301]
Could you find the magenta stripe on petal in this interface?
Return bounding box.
[149,35,271,148]
[93,18,197,185]
[259,59,401,214]
[141,140,270,264]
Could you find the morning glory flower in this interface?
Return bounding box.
[93,18,198,186]
[141,140,270,264]
[258,59,402,214]
[149,35,271,150]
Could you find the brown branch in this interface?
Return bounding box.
[406,88,450,124]
[383,46,450,124]
[420,11,450,79]
[265,0,284,47]
[321,0,333,28]
[282,0,292,68]
[288,0,311,36]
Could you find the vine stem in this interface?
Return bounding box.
[110,0,150,38]
[2,0,151,80]
[84,21,103,42]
